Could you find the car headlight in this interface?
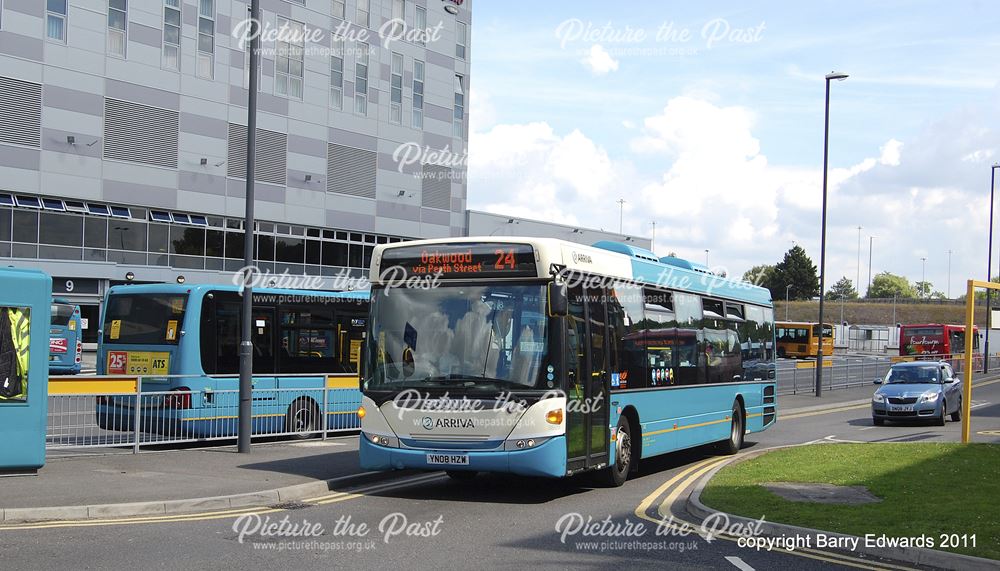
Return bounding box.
[872,393,885,403]
[920,392,939,403]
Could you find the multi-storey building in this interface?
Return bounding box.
[0,0,471,340]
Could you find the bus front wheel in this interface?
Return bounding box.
[287,399,321,439]
[718,402,745,455]
[599,417,633,487]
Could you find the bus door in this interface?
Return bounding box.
[250,306,277,397]
[565,286,610,472]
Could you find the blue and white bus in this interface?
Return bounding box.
[96,284,368,439]
[358,238,776,485]
[49,298,83,375]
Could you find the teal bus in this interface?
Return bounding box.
[96,284,369,439]
[358,238,776,485]
[49,298,83,375]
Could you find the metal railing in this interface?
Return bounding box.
[47,375,361,453]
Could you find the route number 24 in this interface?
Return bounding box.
[494,249,517,270]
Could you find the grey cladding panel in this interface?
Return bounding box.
[421,165,451,210]
[103,98,179,168]
[227,123,288,186]
[327,143,376,199]
[0,76,41,147]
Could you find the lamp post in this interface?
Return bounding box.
[617,198,626,234]
[816,70,848,398]
[650,221,656,253]
[868,235,877,295]
[947,249,952,299]
[785,284,792,321]
[705,249,710,267]
[919,257,927,298]
[988,164,1000,373]
[238,0,262,454]
[856,225,862,294]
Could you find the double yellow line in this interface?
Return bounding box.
[634,456,918,571]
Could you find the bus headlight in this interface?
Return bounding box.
[545,408,563,425]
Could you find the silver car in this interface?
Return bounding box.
[871,361,963,426]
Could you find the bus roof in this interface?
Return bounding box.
[105,283,369,300]
[901,323,974,330]
[775,321,834,327]
[371,237,772,307]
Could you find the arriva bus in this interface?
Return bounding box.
[96,284,368,438]
[49,298,83,374]
[774,321,833,358]
[358,238,777,486]
[899,323,979,358]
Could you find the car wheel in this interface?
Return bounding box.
[598,416,633,487]
[936,401,947,426]
[873,417,884,426]
[951,399,962,422]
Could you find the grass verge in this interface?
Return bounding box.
[700,443,999,560]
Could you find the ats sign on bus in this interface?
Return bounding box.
[382,243,536,279]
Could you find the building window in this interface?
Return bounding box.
[354,43,368,116]
[456,21,467,60]
[47,0,68,42]
[414,5,426,46]
[332,0,345,19]
[108,1,127,57]
[330,36,344,109]
[276,17,304,99]
[390,0,404,37]
[389,52,403,124]
[197,0,215,79]
[453,74,465,137]
[356,0,369,28]
[163,0,181,70]
[412,59,424,129]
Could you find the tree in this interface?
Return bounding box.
[768,246,819,301]
[742,264,775,287]
[913,281,932,299]
[866,272,917,299]
[825,276,859,300]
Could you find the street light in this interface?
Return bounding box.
[920,257,927,298]
[785,284,792,320]
[617,198,626,234]
[856,225,862,294]
[868,235,877,295]
[988,163,1000,373]
[948,249,952,299]
[816,70,848,398]
[705,249,710,266]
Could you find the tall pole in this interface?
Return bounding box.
[856,225,862,294]
[238,0,261,454]
[617,198,625,234]
[816,71,847,397]
[920,257,926,298]
[868,236,875,295]
[650,221,656,253]
[705,249,710,266]
[988,164,999,373]
[948,250,952,299]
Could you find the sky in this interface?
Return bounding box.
[464,0,1000,297]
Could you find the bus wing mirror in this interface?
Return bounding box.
[548,283,568,317]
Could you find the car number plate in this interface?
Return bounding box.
[889,405,914,412]
[426,453,469,466]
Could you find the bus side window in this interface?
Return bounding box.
[612,284,646,390]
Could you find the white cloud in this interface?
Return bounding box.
[879,139,903,166]
[469,87,497,133]
[580,44,619,75]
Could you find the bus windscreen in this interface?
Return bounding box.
[103,294,187,345]
[51,303,75,326]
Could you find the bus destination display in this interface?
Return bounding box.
[381,243,536,278]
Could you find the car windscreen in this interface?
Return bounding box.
[102,293,187,345]
[886,366,940,384]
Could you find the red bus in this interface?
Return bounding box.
[899,324,979,357]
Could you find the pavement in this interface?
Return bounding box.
[0,379,997,569]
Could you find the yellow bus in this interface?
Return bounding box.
[775,321,833,358]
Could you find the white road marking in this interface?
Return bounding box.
[971,401,990,410]
[823,435,864,443]
[725,556,756,571]
[857,426,877,431]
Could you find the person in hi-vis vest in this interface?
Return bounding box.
[0,307,29,401]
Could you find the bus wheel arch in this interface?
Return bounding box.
[718,397,745,455]
[287,397,322,439]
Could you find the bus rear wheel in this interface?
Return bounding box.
[718,402,744,455]
[287,399,321,439]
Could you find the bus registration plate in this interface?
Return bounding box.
[426,453,469,466]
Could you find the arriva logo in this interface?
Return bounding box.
[421,416,434,430]
[421,416,476,430]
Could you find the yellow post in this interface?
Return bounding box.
[962,280,975,444]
